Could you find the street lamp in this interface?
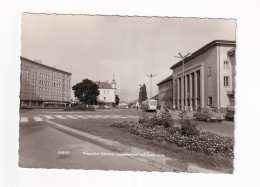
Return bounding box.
[174,52,190,110]
[146,74,156,99]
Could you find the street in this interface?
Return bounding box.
[19,118,164,171]
[20,108,234,137]
[19,108,234,170]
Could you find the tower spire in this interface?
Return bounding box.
[111,74,116,89]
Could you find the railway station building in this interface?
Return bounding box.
[170,40,236,110]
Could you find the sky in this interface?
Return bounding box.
[21,13,236,102]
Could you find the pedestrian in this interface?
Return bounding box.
[173,105,176,111]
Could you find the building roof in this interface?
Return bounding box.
[96,81,112,89]
[157,75,173,86]
[150,94,159,100]
[228,47,236,57]
[170,40,236,70]
[20,56,72,75]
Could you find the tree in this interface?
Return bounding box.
[139,84,148,103]
[72,79,100,105]
[115,95,120,105]
[142,84,148,101]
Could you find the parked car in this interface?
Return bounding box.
[193,108,224,122]
[226,106,235,121]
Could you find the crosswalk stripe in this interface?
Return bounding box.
[20,117,28,122]
[75,115,87,119]
[67,115,78,119]
[109,115,120,118]
[44,115,54,119]
[55,115,67,119]
[99,115,110,118]
[34,117,44,121]
[127,116,139,118]
[88,115,97,118]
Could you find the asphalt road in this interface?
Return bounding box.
[20,108,234,137]
[19,121,164,171]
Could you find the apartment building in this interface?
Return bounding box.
[20,57,72,107]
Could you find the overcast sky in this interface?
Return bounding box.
[21,13,236,102]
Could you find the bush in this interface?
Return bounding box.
[180,121,200,137]
[138,109,174,128]
[148,110,173,128]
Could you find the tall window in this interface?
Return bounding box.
[224,76,229,87]
[208,66,212,76]
[208,97,212,106]
[224,61,229,69]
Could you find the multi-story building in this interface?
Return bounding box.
[95,77,116,106]
[157,75,173,108]
[170,40,236,110]
[20,57,72,107]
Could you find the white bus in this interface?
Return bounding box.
[141,99,157,111]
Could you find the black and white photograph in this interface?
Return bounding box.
[19,13,236,173]
[1,0,260,187]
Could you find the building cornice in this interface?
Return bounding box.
[157,75,173,85]
[170,40,236,70]
[20,56,72,75]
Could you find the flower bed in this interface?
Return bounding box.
[111,116,234,158]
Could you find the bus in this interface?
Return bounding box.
[141,99,158,111]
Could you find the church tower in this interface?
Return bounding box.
[111,74,116,90]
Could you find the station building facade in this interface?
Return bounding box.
[20,57,72,107]
[157,75,173,108]
[170,40,236,110]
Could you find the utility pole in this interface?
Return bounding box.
[174,52,190,110]
[146,74,156,99]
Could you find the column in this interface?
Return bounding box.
[177,77,180,109]
[185,75,188,110]
[194,71,198,110]
[181,76,184,110]
[200,66,205,108]
[189,73,193,111]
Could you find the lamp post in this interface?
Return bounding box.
[174,52,190,111]
[146,74,156,99]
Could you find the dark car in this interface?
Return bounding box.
[193,108,225,122]
[226,106,235,121]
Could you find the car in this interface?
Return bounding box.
[226,106,235,121]
[104,105,110,109]
[193,108,225,122]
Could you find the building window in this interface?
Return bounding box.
[208,97,212,106]
[224,76,229,87]
[224,61,229,68]
[208,66,212,76]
